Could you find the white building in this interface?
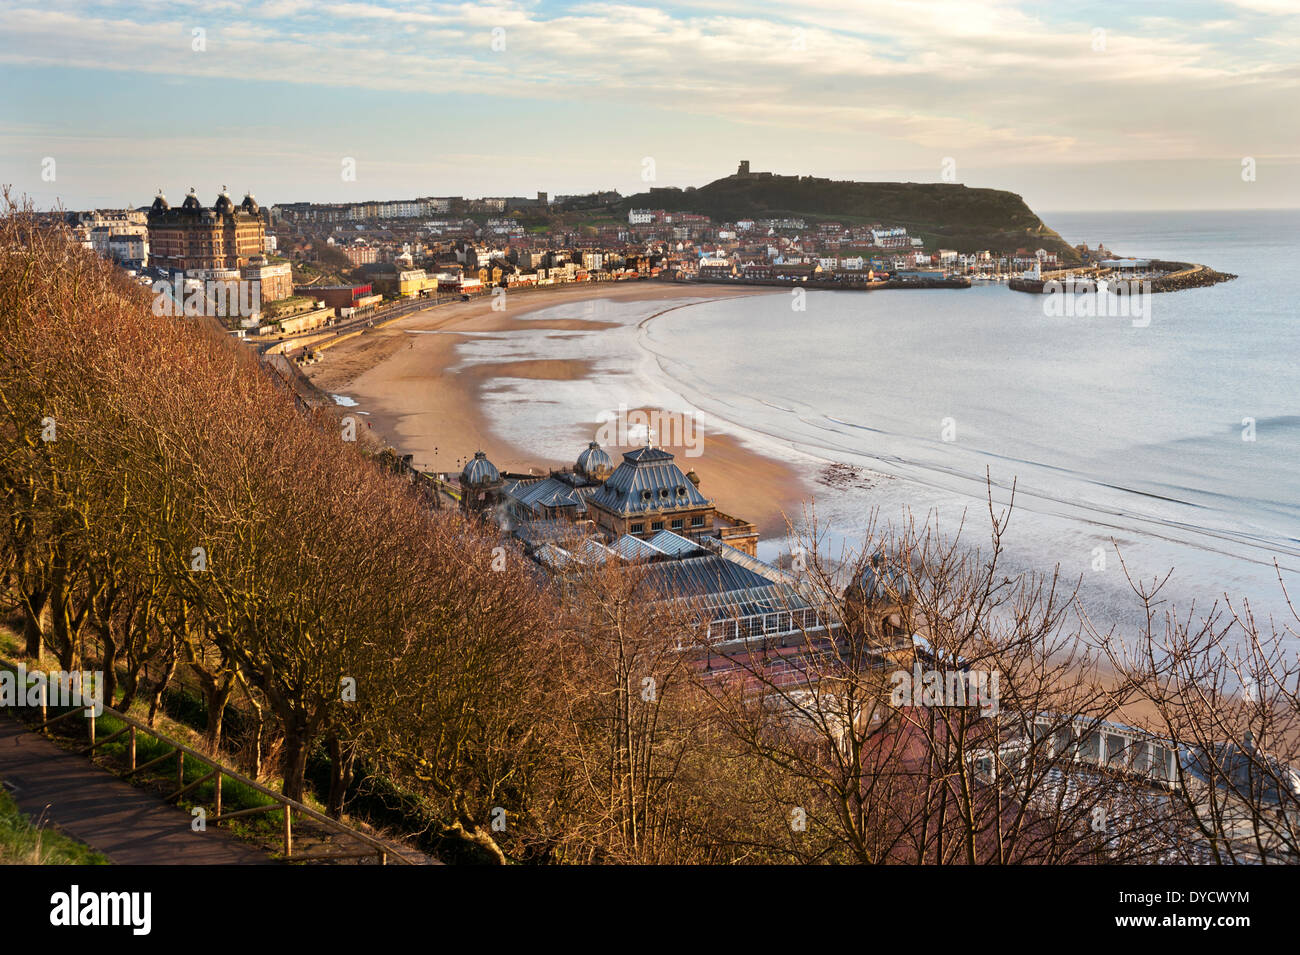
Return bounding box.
[871,227,908,247]
[107,233,148,265]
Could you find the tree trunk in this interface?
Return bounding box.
[22,589,48,660]
[280,724,309,803]
[325,735,354,818]
[147,650,178,728]
[202,675,236,750]
[98,619,119,709]
[245,695,266,778]
[52,586,76,673]
[118,670,139,712]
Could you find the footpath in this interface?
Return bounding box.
[0,716,270,864]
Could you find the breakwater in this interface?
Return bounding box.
[1009,260,1236,295]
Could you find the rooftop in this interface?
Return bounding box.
[588,446,713,516]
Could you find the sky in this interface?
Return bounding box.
[1,0,1297,213]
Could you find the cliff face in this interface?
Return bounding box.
[622,172,1080,264]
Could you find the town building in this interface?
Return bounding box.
[299,284,380,314]
[467,442,757,555]
[586,446,758,554]
[105,231,148,267]
[241,261,294,302]
[147,188,266,273]
[500,442,615,527]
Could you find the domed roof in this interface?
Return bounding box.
[241,192,260,216]
[213,189,235,215]
[576,440,613,477]
[854,552,911,603]
[150,190,169,213]
[461,450,501,486]
[181,188,202,211]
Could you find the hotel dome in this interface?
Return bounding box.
[213,190,235,215]
[461,450,501,486]
[180,188,203,211]
[576,441,613,480]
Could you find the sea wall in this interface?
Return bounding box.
[1008,262,1236,295]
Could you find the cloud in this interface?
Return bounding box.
[0,0,1296,180]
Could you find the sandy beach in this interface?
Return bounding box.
[305,281,812,538]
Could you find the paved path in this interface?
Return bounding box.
[0,716,271,864]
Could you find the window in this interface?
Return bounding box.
[1151,746,1172,781]
[691,515,705,527]
[1081,732,1101,762]
[651,521,664,531]
[1055,727,1075,759]
[671,519,683,530]
[1133,741,1151,773]
[630,523,644,533]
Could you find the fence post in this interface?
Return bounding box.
[128,725,136,770]
[214,771,222,819]
[283,806,293,859]
[88,707,95,750]
[38,680,47,730]
[176,749,184,791]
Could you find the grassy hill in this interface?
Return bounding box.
[621,169,1080,264]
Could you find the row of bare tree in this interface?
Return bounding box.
[2,196,1297,863]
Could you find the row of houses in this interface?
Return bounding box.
[271,192,550,224]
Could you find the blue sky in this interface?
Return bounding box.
[1,0,1297,211]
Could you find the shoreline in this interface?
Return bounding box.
[303,281,814,538]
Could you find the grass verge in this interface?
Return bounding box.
[0,783,108,865]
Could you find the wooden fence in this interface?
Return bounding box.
[8,679,414,865]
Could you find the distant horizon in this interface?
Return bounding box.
[12,156,1300,216]
[24,183,1300,219]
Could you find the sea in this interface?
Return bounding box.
[447,209,1300,647]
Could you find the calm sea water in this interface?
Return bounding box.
[640,209,1300,636]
